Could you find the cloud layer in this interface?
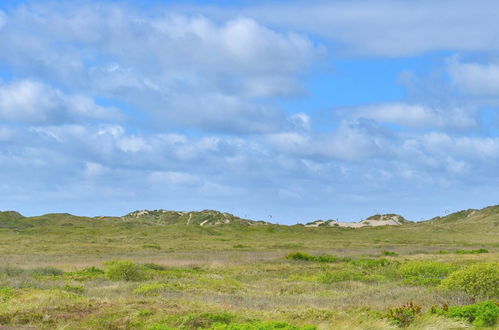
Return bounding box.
[1,1,499,222]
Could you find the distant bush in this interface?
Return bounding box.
[142,244,161,250]
[177,312,235,329]
[286,252,349,263]
[398,261,455,286]
[62,284,84,294]
[440,263,499,298]
[142,263,167,271]
[319,270,365,283]
[432,301,499,327]
[350,258,391,269]
[29,266,64,276]
[105,261,146,281]
[386,301,422,327]
[381,251,398,256]
[0,287,16,302]
[286,252,315,261]
[455,248,488,254]
[211,321,317,329]
[134,282,169,295]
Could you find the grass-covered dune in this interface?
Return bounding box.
[0,205,498,329]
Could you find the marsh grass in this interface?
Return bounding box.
[0,213,498,329]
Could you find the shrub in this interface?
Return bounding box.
[0,287,16,302]
[382,251,398,256]
[29,266,64,276]
[211,321,317,329]
[105,261,146,281]
[142,244,161,250]
[134,282,169,295]
[432,301,499,327]
[398,261,455,286]
[286,252,315,261]
[386,301,422,327]
[177,312,235,329]
[286,252,348,263]
[142,263,167,271]
[350,258,391,269]
[440,263,499,298]
[455,248,488,254]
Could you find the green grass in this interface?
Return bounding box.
[0,208,498,329]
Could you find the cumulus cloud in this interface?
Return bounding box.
[346,102,478,131]
[447,58,499,96]
[0,80,122,124]
[0,4,322,133]
[239,0,499,56]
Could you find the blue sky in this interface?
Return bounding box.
[1,0,499,223]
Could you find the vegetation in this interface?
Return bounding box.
[0,205,498,329]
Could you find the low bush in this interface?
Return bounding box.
[134,282,169,295]
[211,321,317,329]
[29,266,64,276]
[386,301,422,327]
[431,301,499,327]
[286,252,349,263]
[142,263,167,271]
[105,261,146,281]
[350,258,391,269]
[455,248,488,254]
[177,312,235,329]
[381,251,398,256]
[440,263,499,298]
[398,261,455,286]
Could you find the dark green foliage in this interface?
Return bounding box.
[142,244,161,250]
[381,250,398,256]
[142,263,167,271]
[29,266,63,276]
[105,261,146,281]
[440,263,499,298]
[176,312,235,329]
[386,301,422,327]
[211,321,317,329]
[455,248,488,254]
[286,252,349,263]
[432,301,499,327]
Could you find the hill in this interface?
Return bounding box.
[305,213,409,228]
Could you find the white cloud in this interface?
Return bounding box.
[0,80,122,124]
[348,102,478,131]
[447,58,499,95]
[242,0,499,56]
[0,5,322,132]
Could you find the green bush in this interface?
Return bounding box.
[350,258,391,269]
[440,263,499,298]
[455,248,488,254]
[134,282,169,295]
[177,312,235,329]
[286,252,315,261]
[398,261,455,286]
[211,321,317,329]
[432,301,499,327]
[286,252,349,263]
[29,266,64,276]
[105,261,146,281]
[319,270,365,283]
[142,263,167,271]
[386,301,422,327]
[381,251,398,256]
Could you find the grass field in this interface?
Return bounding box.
[0,207,498,329]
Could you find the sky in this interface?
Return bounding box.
[1,0,499,223]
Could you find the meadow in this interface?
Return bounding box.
[0,207,498,329]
